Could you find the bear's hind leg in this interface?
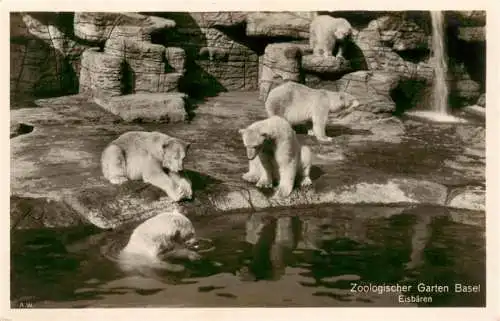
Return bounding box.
[312,108,333,142]
[101,144,128,184]
[299,145,313,187]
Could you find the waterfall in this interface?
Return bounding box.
[406,11,466,123]
[430,11,449,114]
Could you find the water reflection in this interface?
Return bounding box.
[239,207,485,306]
[10,204,486,307]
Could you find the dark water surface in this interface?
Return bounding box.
[11,203,485,308]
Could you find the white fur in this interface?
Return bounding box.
[118,207,200,273]
[265,82,360,142]
[101,131,192,202]
[239,116,313,198]
[309,15,353,57]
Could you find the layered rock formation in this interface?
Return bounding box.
[10,13,89,102]
[158,12,259,95]
[258,43,303,101]
[76,13,189,122]
[246,12,313,38]
[10,10,487,113]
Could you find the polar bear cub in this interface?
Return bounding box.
[118,206,201,273]
[310,15,353,58]
[101,131,192,202]
[239,116,313,198]
[265,81,360,142]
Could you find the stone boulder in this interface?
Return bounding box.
[246,12,312,38]
[446,11,486,27]
[79,48,123,99]
[95,93,188,123]
[447,186,485,211]
[258,43,302,101]
[476,93,485,107]
[449,62,483,106]
[457,27,485,42]
[74,12,176,44]
[454,79,481,104]
[353,15,434,83]
[79,36,185,113]
[301,55,351,74]
[371,15,429,51]
[309,70,400,115]
[188,12,248,28]
[104,38,183,94]
[165,47,187,74]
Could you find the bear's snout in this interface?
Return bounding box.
[351,99,360,108]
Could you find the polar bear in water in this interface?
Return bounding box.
[117,206,201,274]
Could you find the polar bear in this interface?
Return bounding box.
[265,81,360,142]
[101,131,192,202]
[118,206,201,274]
[310,15,353,58]
[239,116,313,198]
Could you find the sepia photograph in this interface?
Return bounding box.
[8,8,489,311]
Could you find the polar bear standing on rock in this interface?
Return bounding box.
[101,131,192,202]
[310,15,353,58]
[265,81,360,142]
[239,116,312,198]
[118,206,201,274]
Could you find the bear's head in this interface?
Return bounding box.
[334,26,352,40]
[340,92,360,109]
[152,134,190,172]
[326,91,361,117]
[156,210,202,262]
[238,128,268,160]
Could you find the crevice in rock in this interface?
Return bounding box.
[10,123,34,138]
[395,48,431,64]
[391,79,429,115]
[446,24,486,92]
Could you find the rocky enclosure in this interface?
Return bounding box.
[10,11,486,231]
[11,11,486,115]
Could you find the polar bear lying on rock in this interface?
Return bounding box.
[239,115,313,198]
[310,15,353,58]
[101,131,192,202]
[265,81,360,142]
[118,206,201,273]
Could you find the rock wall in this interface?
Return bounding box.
[10,13,88,104]
[10,10,486,111]
[154,12,260,97]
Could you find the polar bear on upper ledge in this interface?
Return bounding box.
[101,131,192,202]
[310,15,353,58]
[265,81,360,142]
[239,116,312,198]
